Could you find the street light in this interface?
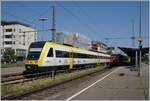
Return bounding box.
[39,17,48,41]
[138,1,143,76]
[138,35,143,76]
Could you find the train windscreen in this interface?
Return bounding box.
[26,42,46,60]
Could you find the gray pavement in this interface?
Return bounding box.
[44,65,149,100]
[70,65,149,100]
[1,66,25,75]
[140,63,149,99]
[3,64,148,100]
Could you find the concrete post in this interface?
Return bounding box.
[135,50,138,68]
[139,49,142,75]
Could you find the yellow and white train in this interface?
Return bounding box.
[24,41,111,73]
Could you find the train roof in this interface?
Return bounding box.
[30,41,110,55]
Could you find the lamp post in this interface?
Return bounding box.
[39,17,48,41]
[138,35,143,76]
[131,20,135,48]
[138,1,143,76]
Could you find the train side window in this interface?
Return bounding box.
[56,50,62,57]
[56,50,69,58]
[63,51,69,58]
[47,48,53,57]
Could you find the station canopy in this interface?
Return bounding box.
[118,47,149,57]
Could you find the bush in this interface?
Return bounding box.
[2,49,17,63]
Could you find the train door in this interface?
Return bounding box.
[69,49,74,69]
[96,54,100,65]
[45,47,54,66]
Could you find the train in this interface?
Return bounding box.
[24,41,111,74]
[110,54,128,66]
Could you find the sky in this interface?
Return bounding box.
[1,1,149,48]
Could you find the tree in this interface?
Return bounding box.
[2,49,17,63]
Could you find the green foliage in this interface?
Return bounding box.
[2,49,17,63]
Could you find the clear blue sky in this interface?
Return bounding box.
[1,1,149,48]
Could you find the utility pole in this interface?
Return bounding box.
[51,2,56,42]
[138,1,143,76]
[131,20,135,48]
[131,19,136,68]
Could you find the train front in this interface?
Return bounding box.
[24,41,46,74]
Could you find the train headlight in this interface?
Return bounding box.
[35,60,38,64]
[26,65,31,69]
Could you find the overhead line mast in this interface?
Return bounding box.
[51,2,56,42]
[138,0,143,76]
[131,20,135,48]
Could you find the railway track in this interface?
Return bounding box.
[2,72,23,78]
[1,66,112,100]
[1,70,66,85]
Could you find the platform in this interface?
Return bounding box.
[65,64,149,100]
[1,66,25,75]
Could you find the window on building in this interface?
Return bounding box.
[6,29,12,32]
[5,41,12,44]
[47,48,53,57]
[19,29,21,33]
[5,35,12,38]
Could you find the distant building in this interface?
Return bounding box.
[107,46,115,54]
[0,21,36,60]
[55,32,92,50]
[91,41,108,53]
[55,32,65,44]
[55,32,110,53]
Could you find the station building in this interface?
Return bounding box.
[0,21,36,60]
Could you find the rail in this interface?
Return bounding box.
[2,66,111,100]
[1,70,66,85]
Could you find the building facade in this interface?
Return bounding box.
[0,21,36,60]
[55,32,92,50]
[55,32,65,44]
[91,41,108,53]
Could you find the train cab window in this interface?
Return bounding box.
[47,48,53,57]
